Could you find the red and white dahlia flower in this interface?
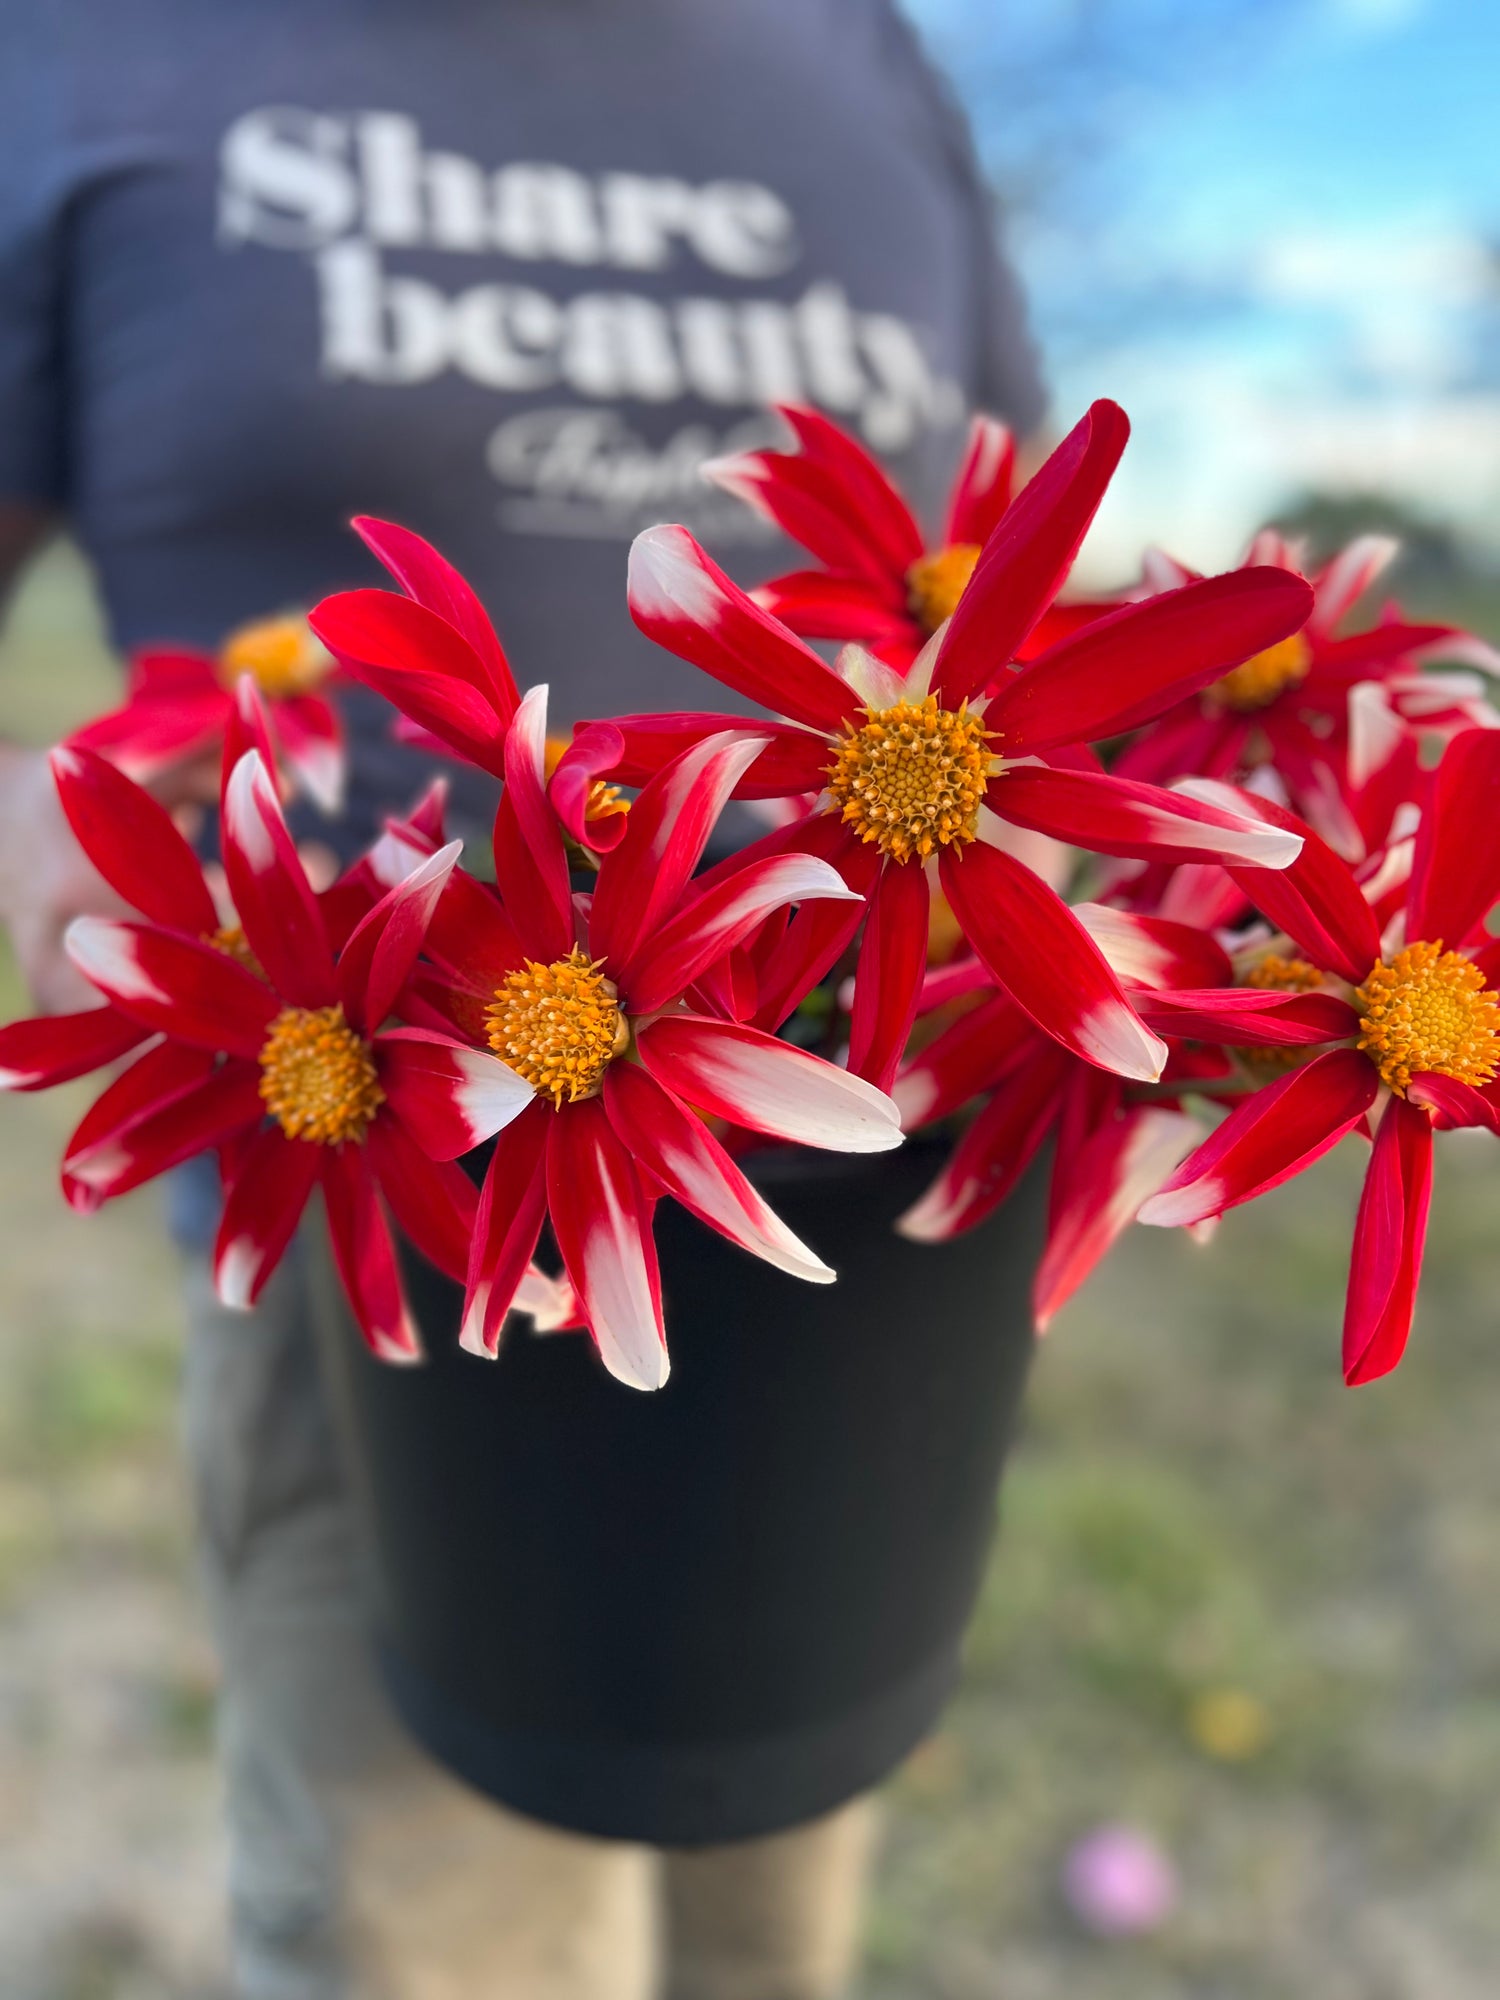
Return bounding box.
[612,402,1313,1088]
[891,900,1347,1329]
[703,402,1020,669]
[72,611,347,812]
[403,685,902,1388]
[1135,729,1500,1383]
[47,748,537,1361]
[1115,530,1499,859]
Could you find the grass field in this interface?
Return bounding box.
[3,544,1500,1997]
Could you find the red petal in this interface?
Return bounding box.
[548,721,631,853]
[997,766,1303,868]
[64,1052,262,1205]
[627,525,859,737]
[753,570,911,645]
[366,1114,480,1282]
[1138,1048,1378,1226]
[492,686,574,963]
[590,729,770,974]
[404,777,450,846]
[70,688,227,774]
[1181,782,1382,982]
[273,694,345,815]
[375,1027,534,1158]
[570,710,830,798]
[1310,535,1397,634]
[636,1014,902,1152]
[221,751,337,1006]
[460,1099,550,1357]
[63,1038,216,1186]
[546,1098,668,1391]
[895,1042,1068,1241]
[65,916,278,1056]
[320,1144,424,1364]
[1137,986,1359,1046]
[352,515,520,722]
[118,648,219,696]
[308,589,508,776]
[893,993,1036,1130]
[705,405,921,580]
[337,841,461,1036]
[1071,904,1233,990]
[847,859,931,1091]
[770,404,925,574]
[1110,706,1238,789]
[214,1124,320,1307]
[705,452,908,585]
[49,745,218,934]
[422,867,525,987]
[1343,1096,1433,1384]
[983,567,1316,751]
[740,816,879,1031]
[939,841,1167,1081]
[1406,1072,1500,1132]
[933,400,1130,706]
[604,1059,833,1282]
[1310,621,1456,681]
[0,1006,148,1091]
[1406,727,1500,948]
[624,850,859,1017]
[223,677,278,795]
[1033,1105,1202,1328]
[943,413,1016,547]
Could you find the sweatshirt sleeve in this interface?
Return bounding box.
[0,9,69,508]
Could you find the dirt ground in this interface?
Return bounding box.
[5,548,1500,1998]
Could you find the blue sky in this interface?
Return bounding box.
[908,0,1500,579]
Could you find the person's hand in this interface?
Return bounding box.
[0,743,129,1012]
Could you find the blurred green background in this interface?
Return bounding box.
[4,542,1500,1997]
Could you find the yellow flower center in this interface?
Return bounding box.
[1207,631,1314,713]
[1244,953,1323,995]
[1238,954,1327,1073]
[825,696,994,866]
[1355,940,1500,1097]
[905,543,982,633]
[485,946,629,1108]
[258,1005,385,1145]
[219,614,334,698]
[543,734,628,826]
[209,923,263,979]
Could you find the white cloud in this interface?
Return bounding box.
[1254,225,1493,309]
[1327,0,1427,32]
[1058,341,1500,582]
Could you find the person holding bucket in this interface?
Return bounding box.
[0,2,1045,1993]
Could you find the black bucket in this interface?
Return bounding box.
[313,1138,1040,1846]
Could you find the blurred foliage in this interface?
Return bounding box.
[0,536,120,747]
[1273,489,1500,608]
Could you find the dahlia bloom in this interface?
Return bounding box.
[1115,531,1499,858]
[892,905,1344,1328]
[0,718,447,1098]
[616,401,1313,1088]
[410,686,902,1389]
[313,517,634,854]
[1137,729,1500,1382]
[311,520,514,768]
[703,403,1019,668]
[72,611,347,813]
[55,749,538,1361]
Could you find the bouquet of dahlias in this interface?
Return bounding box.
[4,400,1496,1392]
